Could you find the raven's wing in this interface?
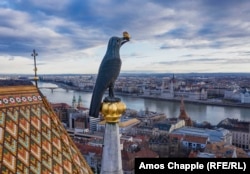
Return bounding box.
[89,58,121,117]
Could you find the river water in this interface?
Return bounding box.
[38,82,250,125]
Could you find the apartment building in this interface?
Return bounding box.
[217,118,250,150]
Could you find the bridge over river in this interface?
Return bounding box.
[38,86,59,92]
[38,85,81,92]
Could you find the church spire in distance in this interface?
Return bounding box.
[178,96,193,126]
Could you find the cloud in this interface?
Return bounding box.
[0,7,107,62]
[1,0,250,74]
[8,56,15,61]
[29,0,70,10]
[152,0,250,52]
[157,58,224,66]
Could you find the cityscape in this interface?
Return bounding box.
[38,72,250,106]
[0,72,250,173]
[1,1,250,173]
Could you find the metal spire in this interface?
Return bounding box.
[31,49,38,87]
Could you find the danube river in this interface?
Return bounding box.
[38,82,250,125]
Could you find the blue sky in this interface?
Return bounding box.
[1,0,250,74]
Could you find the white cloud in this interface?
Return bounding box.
[0,55,33,74]
[29,0,70,10]
[1,0,250,74]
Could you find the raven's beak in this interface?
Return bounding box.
[121,31,130,45]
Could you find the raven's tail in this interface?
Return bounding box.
[89,87,104,118]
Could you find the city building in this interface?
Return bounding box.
[224,90,241,102]
[153,118,185,135]
[204,142,249,158]
[217,118,250,150]
[149,134,185,157]
[89,116,100,132]
[160,75,208,100]
[160,75,175,98]
[189,151,216,158]
[134,99,189,136]
[75,143,102,173]
[241,88,250,103]
[68,111,89,130]
[122,141,159,173]
[51,102,70,124]
[181,134,208,150]
[97,118,141,134]
[0,80,92,173]
[171,126,232,145]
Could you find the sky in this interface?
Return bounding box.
[1,0,250,75]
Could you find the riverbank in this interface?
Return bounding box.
[40,80,250,109]
[138,95,250,109]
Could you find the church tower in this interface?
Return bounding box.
[72,95,77,109]
[78,95,83,108]
[178,97,193,126]
[169,74,175,98]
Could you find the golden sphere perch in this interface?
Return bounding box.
[101,101,126,123]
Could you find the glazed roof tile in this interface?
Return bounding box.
[0,81,93,174]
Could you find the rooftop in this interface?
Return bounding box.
[99,118,140,128]
[183,134,208,144]
[205,142,249,158]
[217,118,250,132]
[172,126,231,143]
[0,80,93,173]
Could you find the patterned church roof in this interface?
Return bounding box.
[0,80,93,174]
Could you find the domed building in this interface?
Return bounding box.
[0,80,93,174]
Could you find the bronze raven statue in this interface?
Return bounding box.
[89,32,130,117]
